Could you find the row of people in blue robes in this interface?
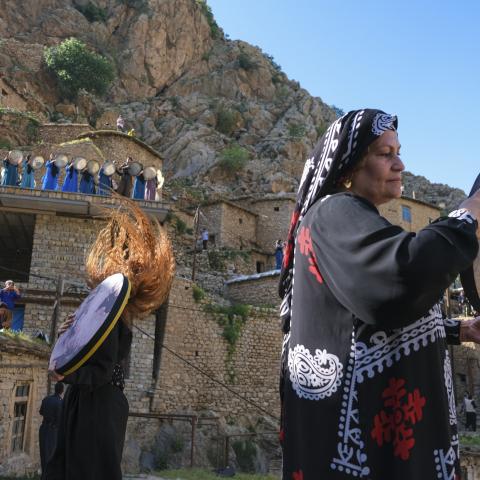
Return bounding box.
[2,155,153,199]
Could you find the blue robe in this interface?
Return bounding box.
[98,168,112,196]
[132,174,146,200]
[61,164,78,193]
[20,159,35,189]
[79,171,95,194]
[42,160,59,190]
[2,159,18,186]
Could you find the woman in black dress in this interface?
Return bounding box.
[279,109,480,479]
[46,199,175,480]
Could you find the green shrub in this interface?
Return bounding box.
[288,123,306,139]
[75,2,107,22]
[169,96,180,110]
[196,0,221,39]
[316,124,327,138]
[0,138,11,149]
[175,218,187,235]
[192,284,206,303]
[44,38,115,99]
[232,439,257,473]
[207,250,226,271]
[217,145,249,174]
[263,52,282,72]
[237,51,257,71]
[216,106,239,136]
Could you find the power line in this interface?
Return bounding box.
[0,262,280,422]
[133,323,279,421]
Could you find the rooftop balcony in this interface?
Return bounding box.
[0,185,170,221]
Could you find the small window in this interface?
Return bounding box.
[210,234,216,245]
[401,205,412,223]
[11,384,30,453]
[239,218,243,224]
[274,206,280,212]
[256,261,265,273]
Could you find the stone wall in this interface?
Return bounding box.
[0,78,28,111]
[248,198,295,252]
[200,202,257,250]
[77,131,163,171]
[198,203,223,247]
[461,449,480,479]
[0,334,50,477]
[151,277,281,418]
[379,196,441,233]
[38,123,92,145]
[226,271,280,308]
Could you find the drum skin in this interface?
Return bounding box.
[49,273,131,375]
[8,150,23,165]
[128,162,142,176]
[55,154,68,168]
[31,156,45,170]
[87,159,100,175]
[143,166,156,180]
[103,161,116,176]
[460,173,480,313]
[73,157,87,171]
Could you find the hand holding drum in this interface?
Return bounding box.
[460,174,480,237]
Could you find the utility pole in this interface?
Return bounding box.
[191,206,200,282]
[47,275,65,394]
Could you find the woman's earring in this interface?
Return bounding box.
[343,178,352,189]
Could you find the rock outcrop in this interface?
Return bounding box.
[0,0,337,196]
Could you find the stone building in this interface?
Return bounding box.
[379,195,441,232]
[0,333,50,477]
[0,122,283,475]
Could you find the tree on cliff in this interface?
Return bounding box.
[44,38,115,100]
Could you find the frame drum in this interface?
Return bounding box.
[8,150,23,166]
[143,166,156,180]
[103,161,116,176]
[73,156,87,171]
[54,154,68,168]
[460,172,480,313]
[128,162,142,177]
[49,273,131,375]
[31,156,45,170]
[87,159,100,175]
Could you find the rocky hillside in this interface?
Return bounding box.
[402,171,467,213]
[0,0,336,197]
[0,0,466,206]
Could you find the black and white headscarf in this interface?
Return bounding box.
[279,109,398,333]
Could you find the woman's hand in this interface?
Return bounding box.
[459,189,480,235]
[58,313,75,336]
[460,317,480,343]
[49,370,65,382]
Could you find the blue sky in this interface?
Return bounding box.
[208,0,480,193]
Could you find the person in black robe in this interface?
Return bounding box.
[46,199,175,480]
[116,157,133,197]
[278,109,480,479]
[39,382,64,480]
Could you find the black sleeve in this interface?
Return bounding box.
[39,398,45,416]
[443,318,461,345]
[62,322,119,388]
[311,194,478,329]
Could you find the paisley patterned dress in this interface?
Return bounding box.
[280,193,478,480]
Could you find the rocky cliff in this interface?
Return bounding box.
[0,0,465,205]
[0,0,337,196]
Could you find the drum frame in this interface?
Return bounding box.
[54,275,131,375]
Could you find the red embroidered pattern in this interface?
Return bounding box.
[371,377,426,461]
[283,211,300,268]
[292,470,304,480]
[297,226,323,283]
